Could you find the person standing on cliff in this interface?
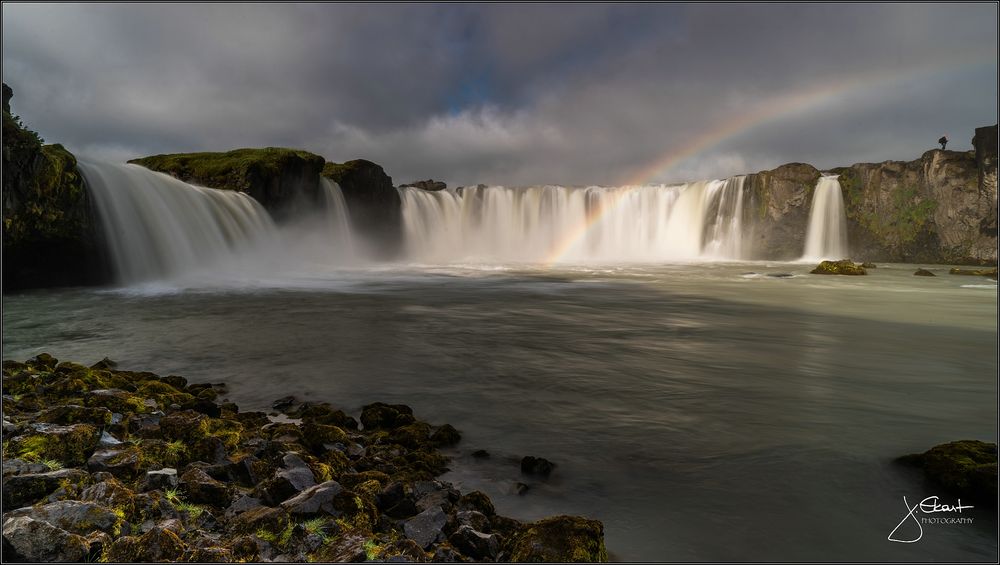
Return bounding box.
[938,135,948,150]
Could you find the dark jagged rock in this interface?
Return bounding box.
[1,515,90,562]
[450,525,500,560]
[521,455,556,477]
[104,526,187,562]
[458,491,496,516]
[431,424,462,447]
[5,500,121,535]
[322,159,402,255]
[897,440,998,506]
[361,402,416,430]
[2,468,90,508]
[2,84,109,292]
[9,423,101,467]
[404,505,448,549]
[914,268,936,276]
[180,467,232,507]
[472,449,490,459]
[280,480,343,515]
[810,259,867,275]
[508,515,608,562]
[129,148,326,221]
[400,179,447,191]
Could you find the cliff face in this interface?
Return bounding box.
[2,86,108,291]
[747,125,998,264]
[322,159,402,256]
[129,148,327,221]
[833,142,997,264]
[743,163,821,259]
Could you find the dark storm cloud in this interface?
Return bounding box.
[2,3,996,186]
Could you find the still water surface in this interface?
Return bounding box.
[3,261,997,561]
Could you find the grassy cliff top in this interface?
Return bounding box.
[130,148,326,187]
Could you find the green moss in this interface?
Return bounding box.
[129,148,324,193]
[810,260,867,275]
[509,516,608,563]
[898,440,997,506]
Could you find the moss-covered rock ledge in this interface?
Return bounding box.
[1,354,608,562]
[129,148,326,220]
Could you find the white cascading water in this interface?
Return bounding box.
[802,175,848,261]
[319,177,355,255]
[400,176,749,263]
[80,162,279,283]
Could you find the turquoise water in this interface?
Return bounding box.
[3,261,996,561]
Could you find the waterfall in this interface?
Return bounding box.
[80,162,278,283]
[400,178,751,263]
[802,175,848,261]
[319,177,355,255]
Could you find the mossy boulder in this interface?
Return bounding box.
[321,159,402,254]
[360,402,416,430]
[104,526,187,562]
[2,84,108,292]
[914,268,936,276]
[2,468,91,509]
[949,267,998,277]
[1,515,91,562]
[10,423,101,466]
[897,440,998,506]
[508,515,608,562]
[37,405,113,426]
[129,147,326,220]
[810,259,867,275]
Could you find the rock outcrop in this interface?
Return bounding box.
[2,83,109,291]
[744,162,822,259]
[322,159,402,256]
[129,148,326,221]
[400,179,447,192]
[897,440,998,507]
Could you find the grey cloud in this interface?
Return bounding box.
[2,3,996,187]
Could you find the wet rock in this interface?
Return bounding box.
[2,515,90,562]
[5,500,120,535]
[472,449,490,459]
[9,423,101,467]
[161,375,187,389]
[140,467,179,491]
[310,532,369,562]
[37,405,113,426]
[227,506,292,536]
[159,409,209,443]
[897,440,998,506]
[455,510,491,533]
[515,482,530,495]
[391,422,433,449]
[860,262,877,268]
[509,515,608,562]
[258,453,318,504]
[2,468,90,509]
[914,268,937,276]
[84,389,146,414]
[272,395,297,411]
[430,544,465,562]
[185,546,233,562]
[810,259,867,275]
[98,431,122,447]
[404,505,448,548]
[28,353,59,371]
[449,525,499,560]
[457,491,495,516]
[2,458,49,477]
[385,538,427,562]
[80,477,135,510]
[281,480,343,515]
[949,267,999,277]
[521,455,556,477]
[301,422,349,451]
[400,179,447,192]
[105,526,187,562]
[361,402,416,430]
[225,495,264,518]
[431,424,462,447]
[180,467,232,506]
[86,445,143,479]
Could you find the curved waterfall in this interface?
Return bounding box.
[400,176,750,263]
[802,175,849,261]
[81,162,277,283]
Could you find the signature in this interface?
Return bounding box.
[888,496,975,543]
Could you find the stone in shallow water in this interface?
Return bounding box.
[509,515,608,562]
[914,268,936,276]
[897,440,998,506]
[520,455,556,477]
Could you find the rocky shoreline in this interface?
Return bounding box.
[1,354,608,562]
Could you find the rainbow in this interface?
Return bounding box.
[540,55,996,266]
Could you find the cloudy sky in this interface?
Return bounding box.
[2,3,996,186]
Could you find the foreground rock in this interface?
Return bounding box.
[897,440,998,507]
[810,259,867,275]
[1,354,608,562]
[913,268,936,276]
